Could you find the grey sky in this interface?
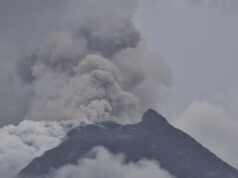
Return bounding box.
[135,0,238,117]
[135,0,238,168]
[0,0,237,170]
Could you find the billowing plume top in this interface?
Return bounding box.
[17,0,171,124]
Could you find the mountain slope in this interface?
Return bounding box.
[19,109,238,178]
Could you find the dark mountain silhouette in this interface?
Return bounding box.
[19,109,238,178]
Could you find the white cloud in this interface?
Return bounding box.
[176,100,238,168]
[0,120,67,178]
[50,146,174,178]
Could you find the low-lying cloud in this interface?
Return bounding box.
[0,120,67,178]
[176,100,238,168]
[49,146,174,178]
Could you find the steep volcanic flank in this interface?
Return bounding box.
[19,109,238,178]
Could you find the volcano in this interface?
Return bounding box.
[19,109,238,178]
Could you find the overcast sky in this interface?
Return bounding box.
[135,0,238,168]
[0,0,238,170]
[136,0,238,117]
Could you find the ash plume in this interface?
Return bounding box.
[17,0,171,124]
[0,1,172,176]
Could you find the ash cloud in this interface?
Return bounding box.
[0,0,67,127]
[0,0,172,176]
[16,0,171,124]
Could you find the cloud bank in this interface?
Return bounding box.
[0,120,174,178]
[49,147,174,178]
[176,100,238,168]
[0,120,67,178]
